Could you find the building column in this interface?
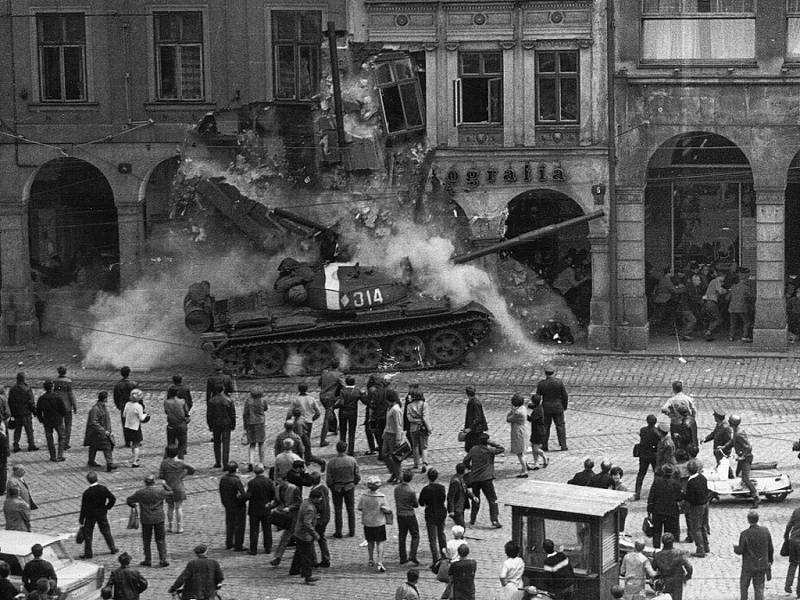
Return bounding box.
[587,233,610,348]
[614,186,649,349]
[753,186,787,350]
[116,203,144,289]
[0,202,37,345]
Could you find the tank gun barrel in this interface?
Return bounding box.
[452,209,605,265]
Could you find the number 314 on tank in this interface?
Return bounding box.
[341,288,384,308]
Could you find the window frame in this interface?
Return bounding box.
[145,5,211,104]
[788,1,800,61]
[453,51,503,126]
[270,9,323,102]
[640,0,757,65]
[373,55,426,136]
[34,11,88,103]
[153,10,206,102]
[535,50,580,125]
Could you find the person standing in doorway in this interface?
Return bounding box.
[735,510,773,600]
[78,471,118,559]
[53,366,77,450]
[702,269,728,341]
[634,414,660,500]
[535,364,569,452]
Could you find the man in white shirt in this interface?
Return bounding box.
[382,395,404,484]
[661,381,696,434]
[275,438,302,481]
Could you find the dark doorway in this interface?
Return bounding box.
[143,156,180,239]
[28,158,119,292]
[787,152,800,278]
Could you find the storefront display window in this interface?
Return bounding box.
[645,181,754,274]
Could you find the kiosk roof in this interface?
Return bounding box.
[504,480,632,517]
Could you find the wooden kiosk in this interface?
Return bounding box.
[505,481,631,600]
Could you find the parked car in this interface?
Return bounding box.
[0,531,104,600]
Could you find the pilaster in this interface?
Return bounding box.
[752,187,787,350]
[587,233,610,348]
[614,186,649,349]
[0,202,37,345]
[116,203,144,288]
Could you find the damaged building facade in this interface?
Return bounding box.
[356,0,613,346]
[0,0,348,344]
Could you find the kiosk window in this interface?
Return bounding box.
[524,516,593,574]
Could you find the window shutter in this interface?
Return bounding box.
[453,78,462,126]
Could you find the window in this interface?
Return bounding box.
[374,56,425,135]
[454,52,502,125]
[272,11,321,101]
[641,0,755,61]
[154,11,204,101]
[37,13,87,102]
[536,51,579,124]
[789,1,800,60]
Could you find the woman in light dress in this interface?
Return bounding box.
[122,388,148,467]
[506,394,528,478]
[497,540,526,600]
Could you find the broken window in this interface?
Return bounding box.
[374,56,425,135]
[536,51,579,124]
[37,13,87,102]
[154,11,204,101]
[272,11,321,101]
[454,52,502,125]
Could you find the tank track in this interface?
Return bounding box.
[210,310,491,377]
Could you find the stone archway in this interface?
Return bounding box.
[28,157,119,293]
[499,189,591,340]
[140,156,180,240]
[644,131,754,339]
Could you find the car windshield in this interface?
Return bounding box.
[27,542,72,570]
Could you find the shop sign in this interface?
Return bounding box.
[443,161,566,193]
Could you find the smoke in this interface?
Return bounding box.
[79,237,307,370]
[350,222,541,355]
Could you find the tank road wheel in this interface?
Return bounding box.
[429,329,467,364]
[300,342,333,375]
[218,347,246,376]
[348,339,383,371]
[388,335,425,369]
[249,345,286,377]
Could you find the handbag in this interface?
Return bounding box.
[127,506,140,530]
[6,417,15,431]
[436,557,451,583]
[384,509,394,526]
[392,441,413,463]
[633,443,641,458]
[76,525,85,544]
[642,516,654,538]
[781,539,791,557]
[457,429,468,442]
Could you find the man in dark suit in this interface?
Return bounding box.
[653,533,692,600]
[112,366,137,427]
[9,372,38,452]
[79,471,118,559]
[735,510,773,600]
[246,463,275,555]
[169,544,223,600]
[567,458,595,486]
[53,365,77,450]
[535,364,569,451]
[462,386,487,453]
[219,462,246,551]
[647,464,683,549]
[309,472,331,568]
[448,544,477,600]
[684,459,710,558]
[635,414,661,500]
[36,380,67,462]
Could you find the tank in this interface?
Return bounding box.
[184,208,604,376]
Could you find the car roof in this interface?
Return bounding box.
[0,531,62,556]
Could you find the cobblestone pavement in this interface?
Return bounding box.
[3,338,800,599]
